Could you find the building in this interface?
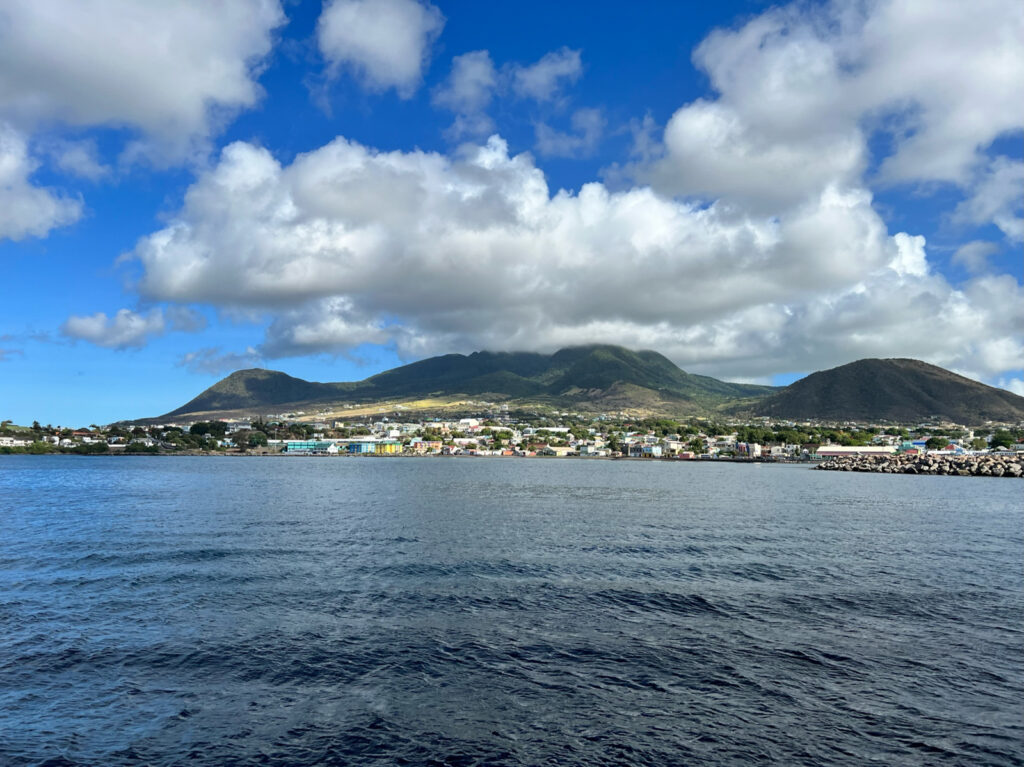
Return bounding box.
[815,445,898,458]
[409,440,443,454]
[628,444,663,458]
[284,440,337,454]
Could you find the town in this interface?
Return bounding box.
[2,409,1022,461]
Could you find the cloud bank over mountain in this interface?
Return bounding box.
[1,0,1020,423]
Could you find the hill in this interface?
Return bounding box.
[161,344,773,419]
[166,369,348,415]
[753,358,1024,424]
[158,349,1024,425]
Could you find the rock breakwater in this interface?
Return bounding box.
[816,453,1023,477]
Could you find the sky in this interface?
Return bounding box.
[1,0,1022,426]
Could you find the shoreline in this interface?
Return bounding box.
[2,450,814,464]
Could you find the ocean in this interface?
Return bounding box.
[1,456,1021,766]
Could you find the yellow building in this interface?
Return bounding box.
[375,441,401,455]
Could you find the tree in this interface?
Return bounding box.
[989,430,1014,450]
[688,437,707,455]
[925,436,948,450]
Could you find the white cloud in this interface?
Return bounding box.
[638,0,1024,214]
[535,108,606,158]
[0,0,284,163]
[0,123,81,240]
[997,377,1024,396]
[953,158,1024,242]
[60,306,205,349]
[49,139,110,181]
[165,306,209,333]
[432,50,497,138]
[952,240,1000,274]
[510,47,582,103]
[121,133,1023,382]
[262,298,393,357]
[61,309,167,349]
[178,346,263,375]
[318,0,444,98]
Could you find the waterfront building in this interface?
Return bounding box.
[284,440,337,454]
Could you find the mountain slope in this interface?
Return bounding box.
[165,369,346,416]
[159,350,1023,424]
[160,345,773,419]
[754,358,1024,423]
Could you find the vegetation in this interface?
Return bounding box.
[754,358,1024,424]
[161,344,775,420]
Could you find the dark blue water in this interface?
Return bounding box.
[1,456,1021,766]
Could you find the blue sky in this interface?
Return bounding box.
[1,0,1022,425]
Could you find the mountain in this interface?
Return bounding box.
[753,358,1024,424]
[157,348,1024,425]
[166,369,347,415]
[161,344,772,419]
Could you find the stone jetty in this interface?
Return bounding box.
[816,453,1023,477]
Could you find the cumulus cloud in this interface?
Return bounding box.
[120,133,1023,382]
[638,0,1024,217]
[0,123,81,240]
[510,47,582,103]
[432,50,497,138]
[63,0,1017,389]
[535,108,606,158]
[318,0,444,98]
[60,306,205,349]
[262,298,393,357]
[0,0,284,163]
[61,309,167,349]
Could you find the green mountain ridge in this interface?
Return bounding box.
[158,346,1024,425]
[162,344,771,418]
